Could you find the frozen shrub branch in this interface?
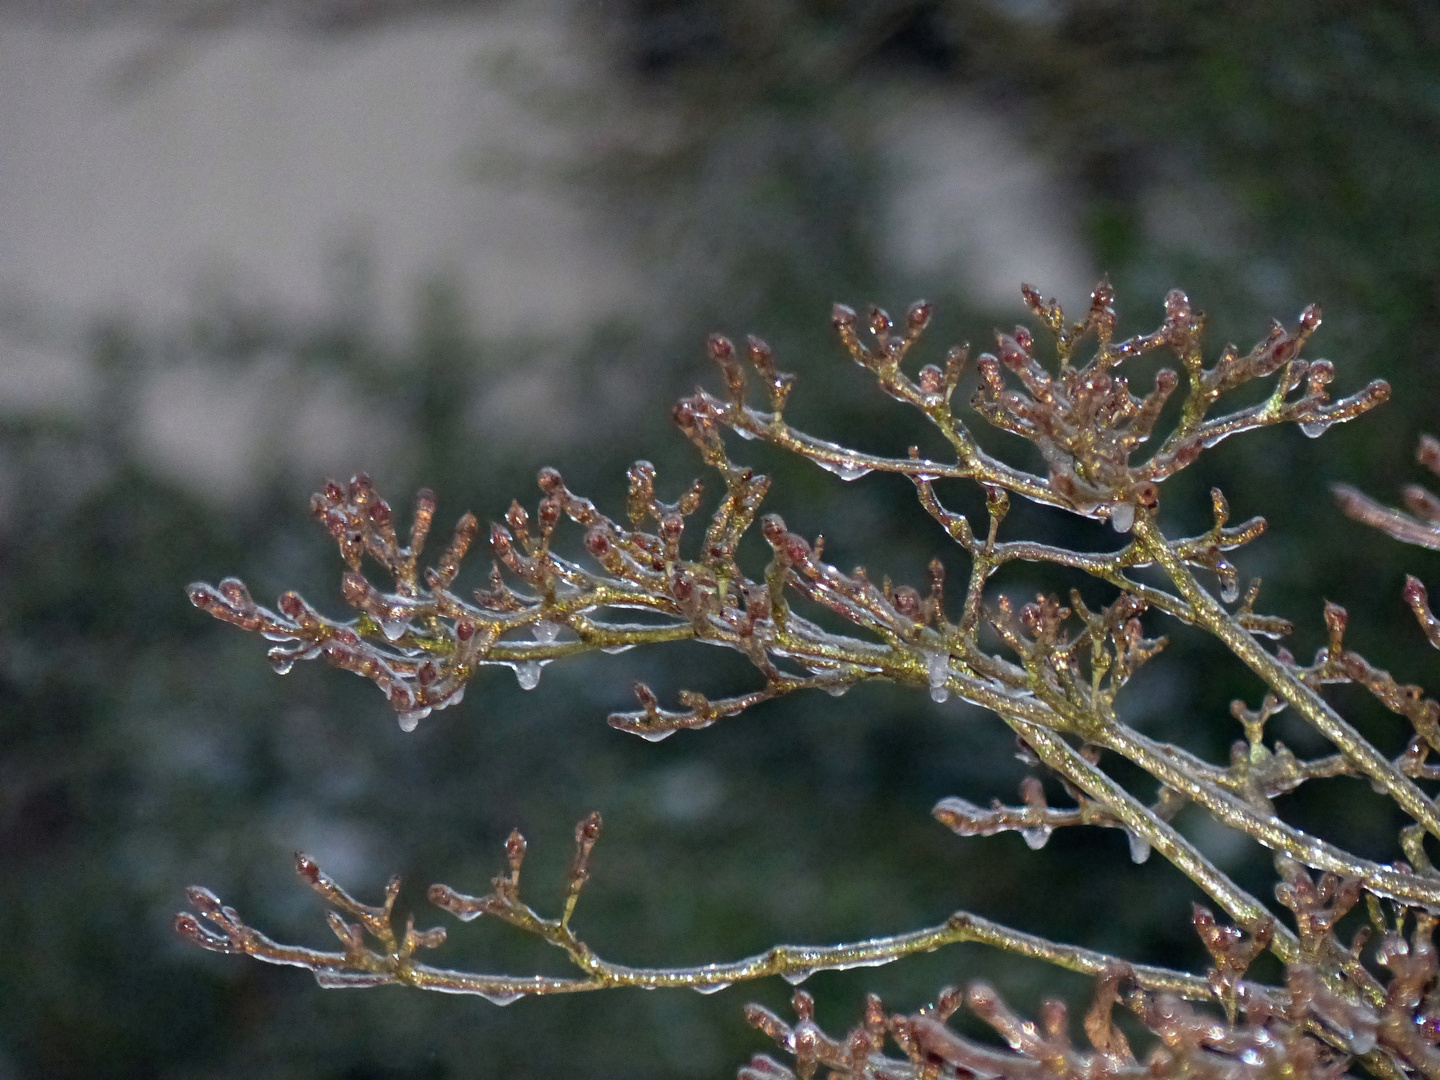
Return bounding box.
[184,283,1440,1078]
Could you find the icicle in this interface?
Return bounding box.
[513,661,542,690]
[826,683,849,697]
[532,620,560,643]
[924,650,951,702]
[693,981,733,995]
[1021,825,1052,850]
[1300,418,1333,439]
[782,968,816,986]
[637,728,675,743]
[1127,831,1152,864]
[601,644,635,655]
[478,990,523,1007]
[397,706,431,732]
[925,650,950,688]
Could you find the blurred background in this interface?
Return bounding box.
[3,2,1440,1076]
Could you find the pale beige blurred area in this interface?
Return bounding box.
[0,4,1093,499]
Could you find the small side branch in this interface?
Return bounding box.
[176,820,1217,1005]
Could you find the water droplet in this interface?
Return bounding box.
[781,968,815,986]
[532,621,560,643]
[268,655,295,675]
[397,707,431,732]
[930,686,950,704]
[380,616,410,642]
[601,644,634,655]
[1021,825,1052,850]
[1300,419,1331,439]
[1220,578,1240,604]
[1109,502,1135,533]
[735,427,758,441]
[816,459,873,482]
[693,981,732,995]
[479,990,523,1007]
[924,650,950,689]
[826,683,849,697]
[1127,831,1151,864]
[637,728,675,743]
[513,662,542,690]
[433,685,465,711]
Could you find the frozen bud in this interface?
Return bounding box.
[489,523,514,558]
[348,473,372,498]
[984,484,1010,518]
[745,335,775,374]
[633,682,660,710]
[867,306,892,337]
[1210,488,1230,525]
[1154,368,1179,394]
[417,661,438,686]
[917,364,944,394]
[341,573,374,607]
[670,574,694,603]
[1039,998,1067,1038]
[976,355,1004,394]
[761,514,789,545]
[408,925,447,951]
[218,578,253,608]
[892,585,922,619]
[277,591,306,619]
[791,989,815,1020]
[1134,482,1160,509]
[783,535,812,566]
[184,885,226,916]
[324,480,345,503]
[506,500,529,535]
[1299,303,1322,333]
[532,498,558,533]
[455,620,475,642]
[935,985,963,1021]
[505,828,527,872]
[1323,601,1348,644]
[583,525,614,559]
[906,300,933,335]
[660,514,684,542]
[1404,575,1429,610]
[536,466,564,494]
[678,480,704,515]
[1163,289,1191,321]
[706,333,734,364]
[294,852,321,885]
[575,811,602,845]
[369,500,391,525]
[831,303,857,329]
[1013,325,1033,352]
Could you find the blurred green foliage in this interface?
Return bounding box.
[3,2,1440,1076]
